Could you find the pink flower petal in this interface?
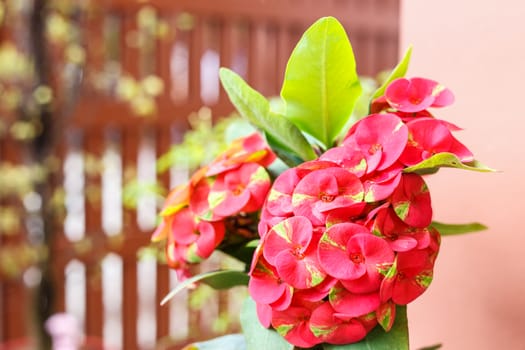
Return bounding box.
[274,248,326,289]
[329,285,380,318]
[294,277,338,302]
[362,163,403,202]
[400,118,473,166]
[386,77,447,113]
[256,302,272,328]
[292,168,364,226]
[391,174,432,228]
[354,114,408,173]
[170,213,197,244]
[265,168,300,217]
[272,304,321,348]
[319,144,367,177]
[318,223,369,280]
[309,302,367,345]
[249,256,289,305]
[210,163,270,217]
[392,250,435,305]
[341,269,381,294]
[194,220,225,259]
[190,178,222,221]
[263,216,313,265]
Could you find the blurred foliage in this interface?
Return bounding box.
[0,163,48,197]
[0,243,47,280]
[157,107,253,173]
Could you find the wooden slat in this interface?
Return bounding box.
[83,127,104,339]
[188,17,204,104]
[50,138,68,313]
[121,125,140,349]
[276,24,290,92]
[155,124,172,339]
[156,13,177,118]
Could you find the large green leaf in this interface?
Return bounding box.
[431,221,488,236]
[219,68,316,162]
[182,334,246,350]
[324,306,409,350]
[280,16,362,149]
[372,46,413,101]
[240,297,294,350]
[403,152,496,174]
[161,270,248,305]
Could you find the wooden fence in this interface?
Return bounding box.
[0,0,400,348]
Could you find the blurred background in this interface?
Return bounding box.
[0,0,522,349]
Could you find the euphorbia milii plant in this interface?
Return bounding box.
[155,16,492,350]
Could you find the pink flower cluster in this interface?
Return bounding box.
[152,133,275,279]
[248,77,473,347]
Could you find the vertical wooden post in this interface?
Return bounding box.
[84,129,104,340]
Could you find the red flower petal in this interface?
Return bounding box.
[329,284,381,318]
[263,217,326,289]
[256,302,272,328]
[159,184,190,217]
[400,118,474,166]
[318,223,369,280]
[362,163,403,202]
[391,174,432,228]
[386,77,453,113]
[265,168,300,217]
[272,304,321,348]
[353,114,408,173]
[319,144,367,177]
[249,256,289,305]
[294,277,338,302]
[341,269,381,294]
[274,248,326,289]
[170,208,198,245]
[206,133,275,176]
[263,216,313,265]
[151,218,169,242]
[194,220,225,259]
[392,250,435,305]
[210,163,270,217]
[190,178,222,221]
[310,302,367,345]
[292,168,364,226]
[376,301,396,331]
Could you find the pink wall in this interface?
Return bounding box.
[400,1,525,349]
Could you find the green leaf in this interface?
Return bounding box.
[431,221,488,236]
[182,334,246,350]
[161,270,248,305]
[265,130,307,167]
[417,344,442,350]
[324,306,408,350]
[219,239,260,266]
[403,152,496,174]
[372,46,413,101]
[280,16,362,148]
[240,297,294,350]
[219,68,316,162]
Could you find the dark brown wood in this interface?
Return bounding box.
[155,124,172,340]
[83,128,105,339]
[105,0,399,33]
[121,125,140,349]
